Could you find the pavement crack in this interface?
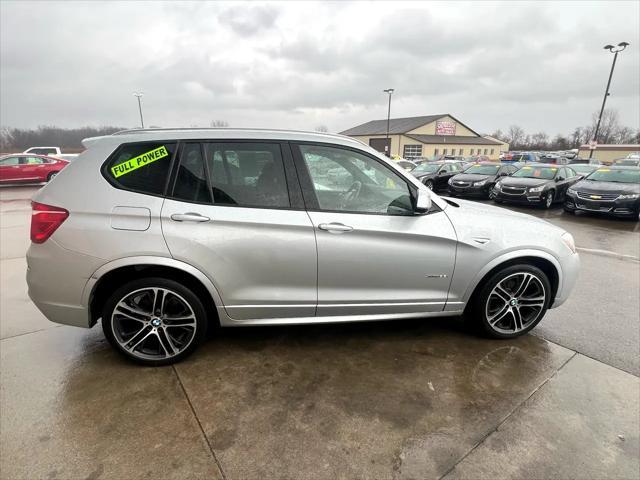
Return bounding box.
[438,350,578,480]
[172,365,228,480]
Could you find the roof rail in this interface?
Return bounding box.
[110,127,349,137]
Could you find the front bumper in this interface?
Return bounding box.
[564,194,640,218]
[448,183,491,197]
[551,251,580,309]
[492,188,544,205]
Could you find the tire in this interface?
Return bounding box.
[488,188,496,200]
[425,180,434,190]
[102,277,208,366]
[563,207,575,215]
[47,172,58,182]
[542,190,554,209]
[468,264,551,339]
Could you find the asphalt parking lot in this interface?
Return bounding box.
[1,185,638,479]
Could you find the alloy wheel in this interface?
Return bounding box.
[545,192,553,208]
[110,287,198,361]
[485,272,546,334]
[425,180,434,190]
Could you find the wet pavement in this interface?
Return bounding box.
[1,185,639,479]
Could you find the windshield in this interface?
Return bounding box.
[586,168,640,184]
[464,164,500,175]
[513,166,557,180]
[413,163,440,174]
[571,165,597,175]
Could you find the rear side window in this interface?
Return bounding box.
[106,142,176,195]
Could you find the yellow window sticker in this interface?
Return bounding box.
[598,168,610,172]
[111,146,169,178]
[522,166,532,169]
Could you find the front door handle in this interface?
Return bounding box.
[318,222,354,233]
[170,212,210,223]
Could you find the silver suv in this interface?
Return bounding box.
[27,129,579,365]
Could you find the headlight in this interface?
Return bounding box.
[561,232,576,254]
[567,188,577,195]
[474,179,487,186]
[448,178,454,185]
[617,193,640,200]
[529,185,545,193]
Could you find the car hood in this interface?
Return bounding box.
[573,180,639,195]
[412,171,437,179]
[451,173,496,182]
[499,177,550,188]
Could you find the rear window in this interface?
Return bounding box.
[105,142,176,195]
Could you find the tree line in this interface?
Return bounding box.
[1,126,124,152]
[491,109,639,151]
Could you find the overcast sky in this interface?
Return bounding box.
[1,1,639,136]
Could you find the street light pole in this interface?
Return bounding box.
[383,88,394,156]
[133,92,145,128]
[589,42,629,160]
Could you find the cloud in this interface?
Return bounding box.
[0,0,638,136]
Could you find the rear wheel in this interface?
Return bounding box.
[468,264,551,339]
[102,277,207,365]
[47,172,58,182]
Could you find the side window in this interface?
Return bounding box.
[105,142,175,195]
[173,143,211,203]
[566,167,576,177]
[204,143,290,208]
[299,144,413,215]
[0,156,20,165]
[26,157,45,164]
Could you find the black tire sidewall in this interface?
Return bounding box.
[471,264,552,339]
[101,277,208,366]
[544,190,554,208]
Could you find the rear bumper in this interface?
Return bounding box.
[26,239,104,328]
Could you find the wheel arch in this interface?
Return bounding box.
[462,251,561,311]
[84,257,224,328]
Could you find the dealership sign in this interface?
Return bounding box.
[436,120,456,136]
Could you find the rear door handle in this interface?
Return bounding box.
[170,212,210,223]
[318,222,353,233]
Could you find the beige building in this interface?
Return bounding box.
[577,144,640,164]
[340,114,507,160]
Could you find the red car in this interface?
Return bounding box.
[0,154,69,184]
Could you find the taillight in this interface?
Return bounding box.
[30,202,69,244]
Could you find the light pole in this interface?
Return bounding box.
[383,88,394,156]
[589,42,629,159]
[133,92,145,128]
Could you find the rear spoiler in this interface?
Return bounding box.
[81,136,106,149]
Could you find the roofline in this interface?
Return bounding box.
[403,133,503,145]
[340,113,484,137]
[110,127,349,140]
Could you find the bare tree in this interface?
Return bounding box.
[506,125,526,149]
[210,120,229,128]
[315,125,329,133]
[530,132,549,150]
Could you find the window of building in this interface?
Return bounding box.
[299,145,412,215]
[491,149,495,155]
[484,148,488,155]
[434,149,439,157]
[403,144,423,159]
[458,148,463,155]
[443,148,448,155]
[106,142,176,195]
[204,143,290,208]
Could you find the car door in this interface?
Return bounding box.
[293,143,457,317]
[161,141,317,321]
[436,164,454,189]
[20,156,48,181]
[554,167,571,200]
[0,156,22,181]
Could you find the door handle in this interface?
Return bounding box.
[318,222,353,233]
[170,212,210,223]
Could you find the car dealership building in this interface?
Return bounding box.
[340,114,508,160]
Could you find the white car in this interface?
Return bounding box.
[23,146,62,156]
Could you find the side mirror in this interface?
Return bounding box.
[415,188,432,213]
[438,170,445,175]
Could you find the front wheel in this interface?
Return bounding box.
[543,190,554,209]
[468,264,551,339]
[424,180,434,190]
[102,277,208,365]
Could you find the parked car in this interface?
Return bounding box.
[568,157,593,165]
[564,166,639,219]
[409,161,466,190]
[54,153,80,162]
[448,162,518,199]
[23,146,62,156]
[396,159,417,172]
[612,157,640,167]
[492,164,581,208]
[508,152,540,163]
[569,164,599,177]
[0,154,69,183]
[26,129,579,365]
